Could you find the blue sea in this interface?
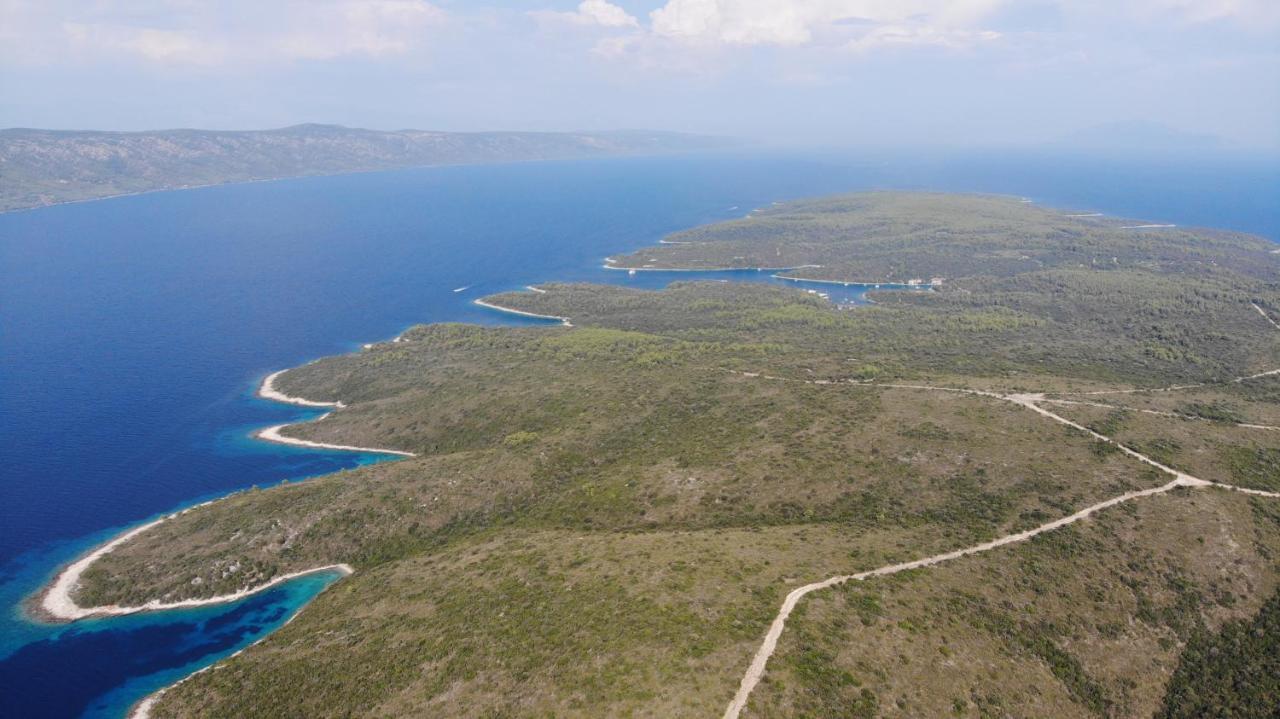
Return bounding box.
[1,150,1277,717]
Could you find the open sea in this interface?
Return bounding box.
[1,149,1277,717]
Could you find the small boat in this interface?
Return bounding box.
[452,285,471,293]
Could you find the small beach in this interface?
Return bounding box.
[33,364,416,625]
[473,297,573,326]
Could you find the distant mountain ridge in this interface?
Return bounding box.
[0,124,731,212]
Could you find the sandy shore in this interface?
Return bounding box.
[37,492,354,623]
[256,419,415,457]
[36,466,364,621]
[125,562,349,718]
[602,258,818,272]
[53,367,407,708]
[257,370,415,455]
[258,369,344,407]
[37,370,410,622]
[772,273,927,288]
[42,552,352,622]
[37,500,209,621]
[473,297,572,326]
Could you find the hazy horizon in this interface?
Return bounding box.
[3,1,1278,151]
[2,120,1272,155]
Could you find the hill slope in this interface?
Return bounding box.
[49,193,1280,718]
[0,124,728,211]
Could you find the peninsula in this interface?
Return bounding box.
[43,193,1280,718]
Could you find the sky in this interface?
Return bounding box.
[1,0,1278,149]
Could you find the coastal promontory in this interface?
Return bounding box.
[53,193,1280,718]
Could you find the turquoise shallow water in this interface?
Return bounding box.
[1,150,1276,717]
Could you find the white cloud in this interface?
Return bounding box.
[8,1,446,67]
[533,1,639,30]
[575,0,640,28]
[649,0,1008,48]
[63,23,226,65]
[277,0,446,60]
[641,0,1278,52]
[845,25,1003,53]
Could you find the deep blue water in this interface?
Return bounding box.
[1,150,1276,718]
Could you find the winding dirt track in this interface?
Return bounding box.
[1254,302,1280,330]
[1035,397,1280,431]
[722,363,1280,719]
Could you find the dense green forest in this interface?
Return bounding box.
[1156,589,1280,718]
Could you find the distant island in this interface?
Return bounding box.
[38,193,1280,718]
[0,124,730,212]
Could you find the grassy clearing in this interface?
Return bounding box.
[1046,401,1280,492]
[749,490,1280,719]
